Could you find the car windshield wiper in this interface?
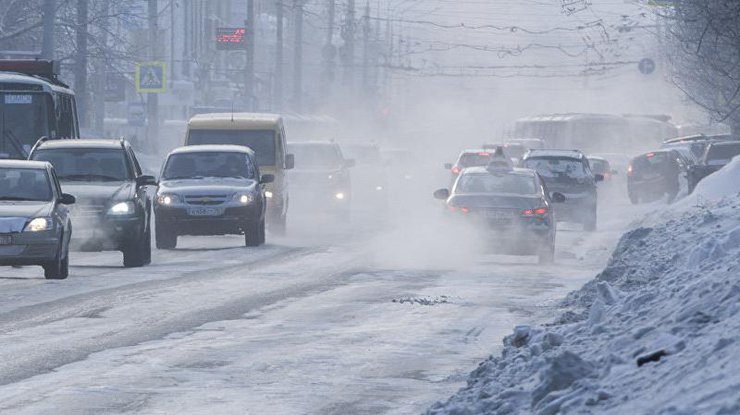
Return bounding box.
[59,174,123,182]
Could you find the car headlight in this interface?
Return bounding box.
[335,192,346,200]
[265,190,273,199]
[157,194,180,205]
[108,201,135,215]
[235,193,255,205]
[24,217,52,232]
[375,185,384,191]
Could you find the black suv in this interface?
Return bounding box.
[688,141,740,193]
[627,150,689,204]
[287,141,354,218]
[520,150,603,231]
[29,139,156,267]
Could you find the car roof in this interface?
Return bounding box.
[587,156,607,161]
[463,166,536,176]
[288,141,338,147]
[188,112,281,130]
[170,144,256,156]
[0,159,51,169]
[663,134,734,144]
[36,138,124,150]
[708,141,740,148]
[459,149,493,155]
[524,149,584,159]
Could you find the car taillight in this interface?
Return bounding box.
[522,207,548,217]
[448,206,470,214]
[451,166,461,175]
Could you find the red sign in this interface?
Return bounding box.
[217,27,246,50]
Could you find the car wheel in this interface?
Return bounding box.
[258,218,266,245]
[155,219,177,249]
[245,219,264,247]
[537,242,555,265]
[123,223,151,268]
[43,240,69,280]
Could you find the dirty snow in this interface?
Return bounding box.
[427,158,740,414]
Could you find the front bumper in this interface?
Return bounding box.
[155,204,261,236]
[0,231,60,265]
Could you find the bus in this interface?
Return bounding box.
[514,113,677,153]
[0,60,79,159]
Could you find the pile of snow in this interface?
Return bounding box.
[683,155,740,205]
[426,167,740,414]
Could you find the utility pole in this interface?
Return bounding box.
[293,0,304,111]
[93,0,110,134]
[75,0,89,129]
[170,0,175,82]
[275,1,284,110]
[41,0,55,59]
[182,0,190,78]
[321,0,336,97]
[342,0,356,89]
[362,1,370,96]
[147,0,159,151]
[245,0,256,109]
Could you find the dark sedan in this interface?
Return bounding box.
[0,160,75,279]
[434,165,564,264]
[688,141,740,193]
[155,145,273,248]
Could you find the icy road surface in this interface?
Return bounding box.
[0,198,640,414]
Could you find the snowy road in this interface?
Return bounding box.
[0,196,638,414]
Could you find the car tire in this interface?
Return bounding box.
[538,243,555,265]
[583,209,597,232]
[269,214,287,237]
[123,229,150,268]
[155,220,177,250]
[245,218,265,247]
[43,240,69,280]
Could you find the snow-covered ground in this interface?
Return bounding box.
[427,158,740,414]
[0,185,639,413]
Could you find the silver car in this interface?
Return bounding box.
[0,160,76,279]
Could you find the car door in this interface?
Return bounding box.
[49,167,71,251]
[126,146,150,223]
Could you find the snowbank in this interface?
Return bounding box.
[426,165,740,414]
[682,155,740,206]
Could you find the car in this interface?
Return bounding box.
[520,150,602,231]
[0,160,75,279]
[444,149,497,181]
[342,142,389,214]
[154,145,272,248]
[287,141,354,218]
[185,113,294,235]
[29,138,156,268]
[661,134,735,162]
[587,156,617,181]
[688,141,740,193]
[433,163,565,264]
[627,150,689,204]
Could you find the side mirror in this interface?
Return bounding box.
[443,163,453,170]
[136,175,157,187]
[260,174,275,184]
[60,193,76,205]
[285,154,295,170]
[345,159,356,168]
[433,188,450,200]
[551,192,566,203]
[594,174,605,182]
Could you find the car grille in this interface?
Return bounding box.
[73,204,105,217]
[185,195,230,206]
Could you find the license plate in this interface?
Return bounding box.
[188,207,223,217]
[485,210,511,219]
[0,235,12,245]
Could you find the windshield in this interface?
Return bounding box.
[458,152,493,168]
[522,157,587,179]
[32,148,132,182]
[162,152,256,180]
[456,173,537,195]
[0,168,52,201]
[288,144,342,169]
[0,93,51,159]
[187,129,276,166]
[706,144,740,165]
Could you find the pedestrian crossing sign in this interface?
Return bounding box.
[136,62,167,93]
